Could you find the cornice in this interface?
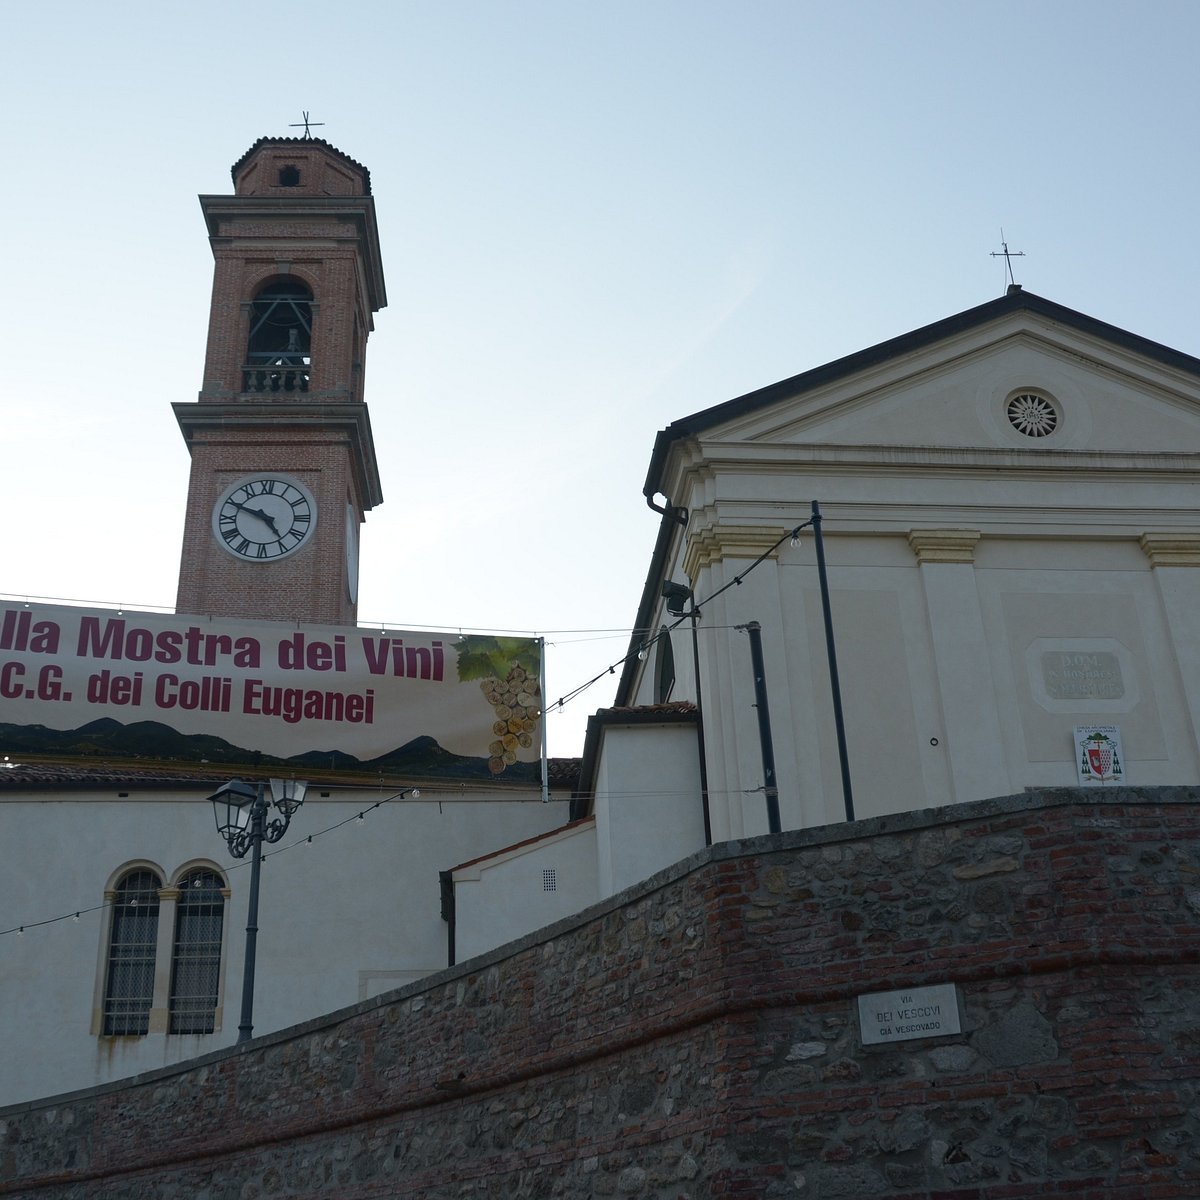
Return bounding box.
[683,525,788,578]
[907,529,982,564]
[1140,532,1200,567]
[655,443,1200,512]
[198,195,386,313]
[692,441,1200,477]
[173,401,384,510]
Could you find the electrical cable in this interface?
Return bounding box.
[548,519,812,712]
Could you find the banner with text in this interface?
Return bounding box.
[0,604,542,781]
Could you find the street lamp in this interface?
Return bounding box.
[208,777,307,1042]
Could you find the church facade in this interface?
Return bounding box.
[623,287,1200,833]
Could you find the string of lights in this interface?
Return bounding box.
[0,775,774,941]
[548,519,811,713]
[0,784,416,939]
[0,591,641,642]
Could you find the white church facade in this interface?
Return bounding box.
[3,135,1200,1109]
[622,286,1200,832]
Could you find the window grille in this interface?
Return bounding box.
[543,867,557,892]
[1006,391,1059,437]
[169,870,225,1034]
[102,870,162,1035]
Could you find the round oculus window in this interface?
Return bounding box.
[1006,392,1059,438]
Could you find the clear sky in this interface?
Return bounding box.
[3,0,1198,757]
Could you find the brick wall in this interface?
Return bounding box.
[3,787,1198,1198]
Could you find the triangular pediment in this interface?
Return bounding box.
[715,327,1200,455]
[646,291,1200,492]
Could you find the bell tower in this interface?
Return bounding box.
[173,136,386,626]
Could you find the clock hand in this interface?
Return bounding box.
[247,506,281,536]
[229,500,281,537]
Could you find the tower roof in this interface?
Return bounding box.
[230,136,372,195]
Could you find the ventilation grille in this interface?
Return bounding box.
[1006,392,1058,437]
[542,868,557,892]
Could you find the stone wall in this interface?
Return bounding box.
[3,787,1199,1199]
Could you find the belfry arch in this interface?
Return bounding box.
[243,278,313,394]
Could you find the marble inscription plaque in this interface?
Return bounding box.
[857,983,961,1045]
[1041,651,1124,701]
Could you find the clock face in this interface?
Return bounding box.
[211,475,317,562]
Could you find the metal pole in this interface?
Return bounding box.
[538,637,550,804]
[237,786,265,1043]
[689,605,713,845]
[744,621,782,835]
[811,500,854,823]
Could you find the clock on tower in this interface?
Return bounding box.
[173,135,386,626]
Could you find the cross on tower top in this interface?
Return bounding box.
[288,111,325,140]
[990,229,1026,292]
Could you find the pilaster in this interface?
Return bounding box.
[1140,533,1200,760]
[907,530,1008,802]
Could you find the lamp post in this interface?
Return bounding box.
[208,777,307,1043]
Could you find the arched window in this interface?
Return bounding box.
[169,869,226,1034]
[243,279,313,394]
[102,869,162,1035]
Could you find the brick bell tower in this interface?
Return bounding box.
[174,135,386,626]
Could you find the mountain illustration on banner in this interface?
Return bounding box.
[0,717,540,784]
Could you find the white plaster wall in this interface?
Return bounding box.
[592,723,705,897]
[976,550,1200,788]
[0,786,568,1107]
[688,530,1200,831]
[451,820,598,963]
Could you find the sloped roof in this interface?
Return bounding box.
[643,287,1200,499]
[0,761,229,791]
[447,815,595,875]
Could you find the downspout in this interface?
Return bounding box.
[645,493,687,525]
